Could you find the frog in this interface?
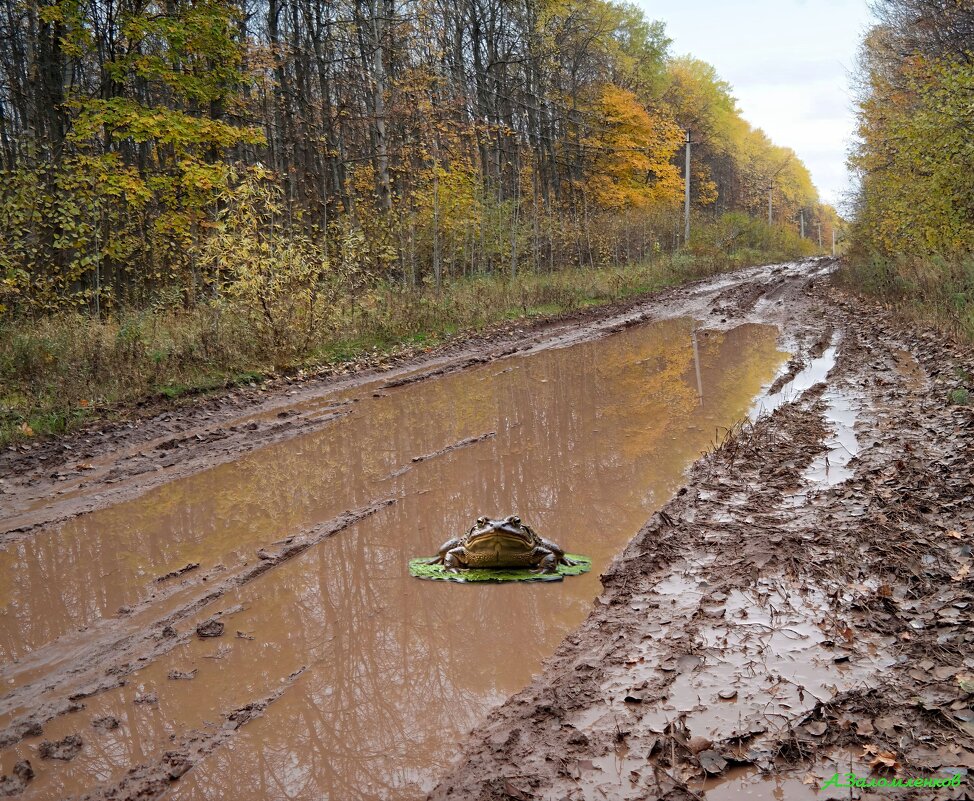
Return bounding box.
[428,515,577,574]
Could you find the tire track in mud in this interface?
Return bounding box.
[0,499,394,751]
[71,666,309,801]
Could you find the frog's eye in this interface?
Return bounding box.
[476,516,488,526]
[509,516,521,526]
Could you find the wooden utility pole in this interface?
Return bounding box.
[684,129,691,246]
[767,155,793,228]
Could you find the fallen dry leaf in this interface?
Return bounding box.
[953,563,971,582]
[698,750,728,775]
[866,747,900,773]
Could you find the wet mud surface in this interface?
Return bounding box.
[430,270,974,800]
[2,258,973,799]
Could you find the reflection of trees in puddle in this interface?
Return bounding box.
[171,524,517,800]
[167,322,789,800]
[2,318,789,800]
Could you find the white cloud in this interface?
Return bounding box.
[638,0,874,209]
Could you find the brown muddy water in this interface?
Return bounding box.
[1,318,788,800]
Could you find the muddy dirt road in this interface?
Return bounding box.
[2,258,973,800]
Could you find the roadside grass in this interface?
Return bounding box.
[838,252,974,341]
[948,388,971,406]
[838,252,974,407]
[0,248,806,446]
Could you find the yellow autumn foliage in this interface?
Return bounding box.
[583,85,683,211]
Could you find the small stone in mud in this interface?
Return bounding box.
[236,630,255,640]
[117,605,134,616]
[92,716,120,731]
[718,689,738,700]
[163,752,193,780]
[167,669,197,680]
[566,730,589,746]
[134,692,159,705]
[195,619,224,638]
[227,703,263,726]
[687,736,713,755]
[0,760,34,796]
[39,734,83,761]
[161,625,177,638]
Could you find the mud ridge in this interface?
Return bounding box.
[411,432,497,464]
[75,667,308,801]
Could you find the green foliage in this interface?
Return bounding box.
[838,252,974,340]
[408,555,592,582]
[687,212,817,269]
[851,57,974,259]
[847,4,974,340]
[0,0,260,313]
[199,170,339,369]
[948,388,971,407]
[0,0,830,318]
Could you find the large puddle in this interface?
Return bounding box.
[1,319,787,800]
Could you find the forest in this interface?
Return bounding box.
[848,0,974,337]
[0,0,838,439]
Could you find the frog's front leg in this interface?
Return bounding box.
[540,537,578,567]
[442,548,469,573]
[427,537,462,566]
[531,547,559,574]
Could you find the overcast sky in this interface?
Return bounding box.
[639,0,874,210]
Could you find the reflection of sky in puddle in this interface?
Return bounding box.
[633,575,894,742]
[784,388,862,506]
[747,333,871,506]
[751,343,837,420]
[801,389,861,485]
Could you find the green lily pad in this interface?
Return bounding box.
[408,554,592,583]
